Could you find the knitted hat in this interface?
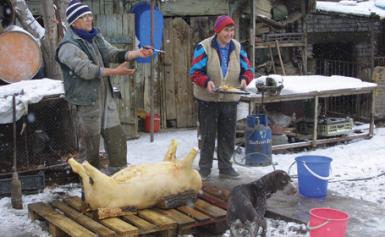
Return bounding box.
[214,15,235,34]
[66,0,92,25]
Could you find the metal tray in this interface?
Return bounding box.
[214,88,250,95]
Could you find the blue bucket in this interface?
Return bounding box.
[295,155,332,198]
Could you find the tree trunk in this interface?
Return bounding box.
[53,0,65,39]
[41,0,62,79]
[56,0,70,33]
[11,0,45,40]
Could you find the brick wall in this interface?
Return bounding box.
[306,13,382,61]
[306,14,379,33]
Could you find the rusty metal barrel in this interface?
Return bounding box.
[0,0,42,83]
[0,26,43,83]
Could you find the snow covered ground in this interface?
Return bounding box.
[1,127,385,236]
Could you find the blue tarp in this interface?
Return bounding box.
[131,2,164,64]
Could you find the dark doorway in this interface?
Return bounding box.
[313,42,355,76]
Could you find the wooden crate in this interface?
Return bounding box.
[28,193,227,237]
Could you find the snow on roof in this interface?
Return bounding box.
[0,79,64,124]
[316,0,385,19]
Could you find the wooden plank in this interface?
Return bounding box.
[255,42,305,49]
[193,199,227,218]
[138,209,177,230]
[63,196,83,211]
[160,0,228,16]
[275,40,286,76]
[202,185,231,201]
[154,208,195,225]
[198,192,228,210]
[189,16,217,43]
[122,215,160,234]
[119,14,138,138]
[104,0,113,15]
[100,218,139,237]
[113,0,123,14]
[158,56,168,128]
[28,202,96,237]
[172,18,196,128]
[64,196,139,236]
[176,205,211,222]
[51,200,116,237]
[136,63,146,109]
[93,206,136,220]
[89,0,101,15]
[162,18,177,121]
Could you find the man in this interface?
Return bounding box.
[189,15,253,180]
[57,0,153,173]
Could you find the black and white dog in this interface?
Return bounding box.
[226,170,297,237]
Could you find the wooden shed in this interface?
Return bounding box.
[24,0,319,137]
[26,0,234,137]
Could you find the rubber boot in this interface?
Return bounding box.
[102,125,127,167]
[79,134,100,168]
[76,104,102,168]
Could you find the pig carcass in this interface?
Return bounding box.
[68,141,202,210]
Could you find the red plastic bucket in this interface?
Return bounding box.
[145,113,160,133]
[308,208,349,237]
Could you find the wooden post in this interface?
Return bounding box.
[275,40,286,75]
[41,0,62,79]
[53,0,64,39]
[312,96,319,148]
[251,0,256,71]
[370,20,375,80]
[150,0,155,142]
[268,45,276,74]
[57,0,69,21]
[369,91,375,138]
[301,0,308,75]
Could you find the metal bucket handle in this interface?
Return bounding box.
[307,220,330,231]
[303,161,332,181]
[288,160,332,181]
[287,160,296,177]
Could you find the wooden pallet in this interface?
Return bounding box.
[28,192,227,237]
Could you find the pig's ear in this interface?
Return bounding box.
[82,161,110,181]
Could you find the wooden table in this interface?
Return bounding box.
[241,76,377,151]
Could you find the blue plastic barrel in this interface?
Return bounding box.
[130,2,164,64]
[245,114,272,166]
[295,155,332,198]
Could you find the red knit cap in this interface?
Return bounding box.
[214,15,235,34]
